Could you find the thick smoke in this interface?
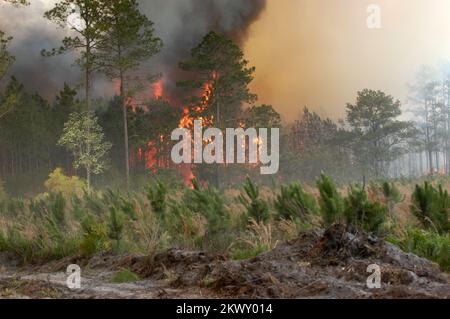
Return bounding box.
[139,0,267,98]
[0,0,266,100]
[0,0,79,97]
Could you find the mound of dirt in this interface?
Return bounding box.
[1,225,449,299]
[126,224,450,299]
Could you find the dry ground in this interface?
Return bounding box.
[0,224,449,299]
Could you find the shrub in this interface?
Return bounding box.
[231,244,268,261]
[29,192,66,227]
[238,178,269,223]
[231,219,277,260]
[274,183,317,221]
[0,178,7,202]
[103,189,138,220]
[388,228,450,271]
[79,214,110,256]
[381,182,403,217]
[110,269,142,283]
[71,195,87,221]
[0,225,34,263]
[344,185,387,234]
[146,181,167,216]
[316,173,344,226]
[168,203,207,248]
[133,204,168,258]
[44,168,86,197]
[411,182,450,234]
[184,181,229,237]
[0,197,26,217]
[107,207,125,252]
[382,182,403,203]
[82,191,106,216]
[0,217,79,264]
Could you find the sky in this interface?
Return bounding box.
[245,0,450,121]
[2,0,450,123]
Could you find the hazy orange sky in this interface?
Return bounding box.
[245,0,450,121]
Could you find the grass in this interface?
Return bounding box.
[0,173,449,273]
[388,228,450,271]
[110,269,142,283]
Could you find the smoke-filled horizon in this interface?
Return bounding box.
[0,0,266,106]
[245,0,450,121]
[1,0,450,122]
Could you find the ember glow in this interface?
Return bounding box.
[153,80,163,99]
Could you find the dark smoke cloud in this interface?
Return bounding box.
[0,0,266,101]
[0,0,80,97]
[139,0,266,97]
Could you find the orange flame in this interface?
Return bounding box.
[153,80,163,99]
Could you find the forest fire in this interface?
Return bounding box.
[114,75,270,183]
[178,81,215,129]
[153,80,163,99]
[128,78,218,184]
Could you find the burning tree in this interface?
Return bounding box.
[178,31,258,187]
[128,98,182,173]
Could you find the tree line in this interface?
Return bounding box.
[0,0,444,195]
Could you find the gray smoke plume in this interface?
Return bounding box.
[141,0,266,97]
[0,0,266,101]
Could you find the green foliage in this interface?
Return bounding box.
[379,181,403,218]
[0,217,79,264]
[42,0,107,71]
[388,228,450,271]
[167,203,206,248]
[346,89,417,177]
[97,0,162,81]
[411,182,450,234]
[274,183,317,221]
[29,192,67,227]
[316,173,344,227]
[1,176,450,273]
[107,207,125,251]
[82,190,106,216]
[178,31,257,129]
[0,226,33,263]
[110,268,142,283]
[0,197,25,217]
[344,185,387,234]
[0,177,7,202]
[245,104,282,129]
[0,30,14,85]
[382,182,403,204]
[79,214,110,256]
[103,189,137,220]
[44,168,86,197]
[238,178,269,223]
[146,181,167,216]
[58,111,112,188]
[184,182,229,237]
[231,244,268,261]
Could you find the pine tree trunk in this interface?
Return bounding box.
[215,82,221,189]
[87,167,91,191]
[120,70,130,190]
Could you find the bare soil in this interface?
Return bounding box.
[1,225,449,299]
